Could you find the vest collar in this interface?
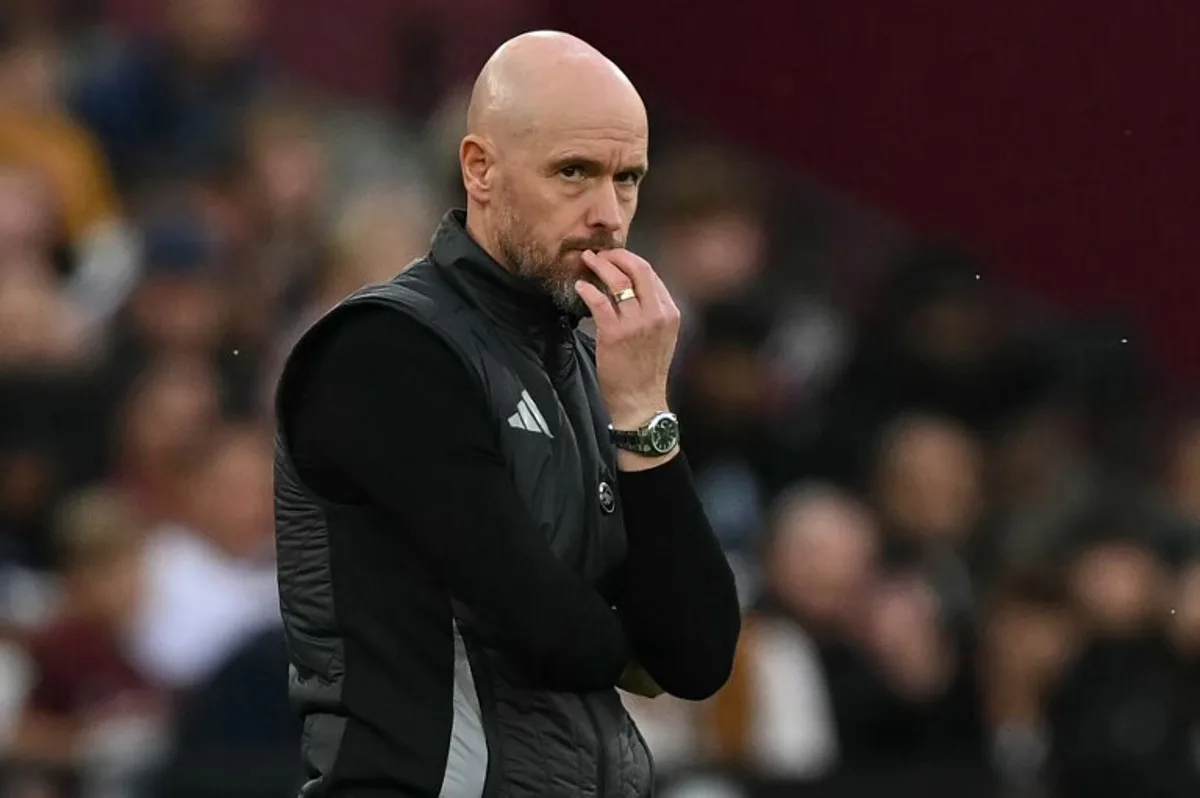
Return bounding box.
[430,210,581,335]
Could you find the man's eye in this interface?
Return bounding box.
[616,172,642,186]
[559,165,585,180]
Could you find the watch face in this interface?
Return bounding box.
[648,415,680,454]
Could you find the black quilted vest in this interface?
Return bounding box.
[274,211,653,797]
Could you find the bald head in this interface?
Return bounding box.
[768,485,880,622]
[467,31,646,143]
[459,32,650,315]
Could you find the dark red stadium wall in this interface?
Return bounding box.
[101,0,1200,385]
[549,1,1200,386]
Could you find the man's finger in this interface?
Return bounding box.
[575,280,620,328]
[601,249,671,314]
[581,250,637,306]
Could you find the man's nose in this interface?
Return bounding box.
[585,180,623,232]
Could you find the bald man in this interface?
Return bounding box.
[274,32,740,797]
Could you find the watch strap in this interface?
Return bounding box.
[609,426,658,455]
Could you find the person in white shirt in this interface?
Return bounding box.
[131,425,280,689]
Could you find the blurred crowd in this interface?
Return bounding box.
[2,2,1200,798]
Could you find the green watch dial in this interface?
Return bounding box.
[648,415,680,454]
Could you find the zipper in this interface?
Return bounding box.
[583,697,608,797]
[544,316,576,386]
[551,315,609,795]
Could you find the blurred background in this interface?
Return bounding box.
[1,1,1199,797]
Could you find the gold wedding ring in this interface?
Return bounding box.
[613,287,637,303]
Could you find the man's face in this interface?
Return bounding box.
[171,0,261,64]
[492,120,647,315]
[123,360,219,471]
[771,495,878,624]
[0,37,61,113]
[190,431,274,558]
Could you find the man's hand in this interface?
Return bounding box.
[618,661,664,698]
[575,249,681,430]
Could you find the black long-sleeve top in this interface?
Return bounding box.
[284,306,740,701]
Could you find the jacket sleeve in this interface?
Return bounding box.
[615,453,742,701]
[282,305,629,692]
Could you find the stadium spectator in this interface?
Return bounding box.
[704,485,984,781]
[129,424,278,690]
[7,488,168,798]
[109,357,220,527]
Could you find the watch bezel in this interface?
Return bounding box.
[645,412,680,454]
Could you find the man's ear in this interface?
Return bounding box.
[460,135,494,204]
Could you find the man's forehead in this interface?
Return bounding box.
[525,113,647,152]
[517,71,645,133]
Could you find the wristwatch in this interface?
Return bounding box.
[609,411,680,456]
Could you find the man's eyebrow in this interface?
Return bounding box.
[549,154,606,172]
[547,155,649,176]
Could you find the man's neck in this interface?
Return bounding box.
[463,208,514,274]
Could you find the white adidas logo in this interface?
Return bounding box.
[507,390,553,437]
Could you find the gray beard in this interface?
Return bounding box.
[541,276,590,317]
[497,235,589,317]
